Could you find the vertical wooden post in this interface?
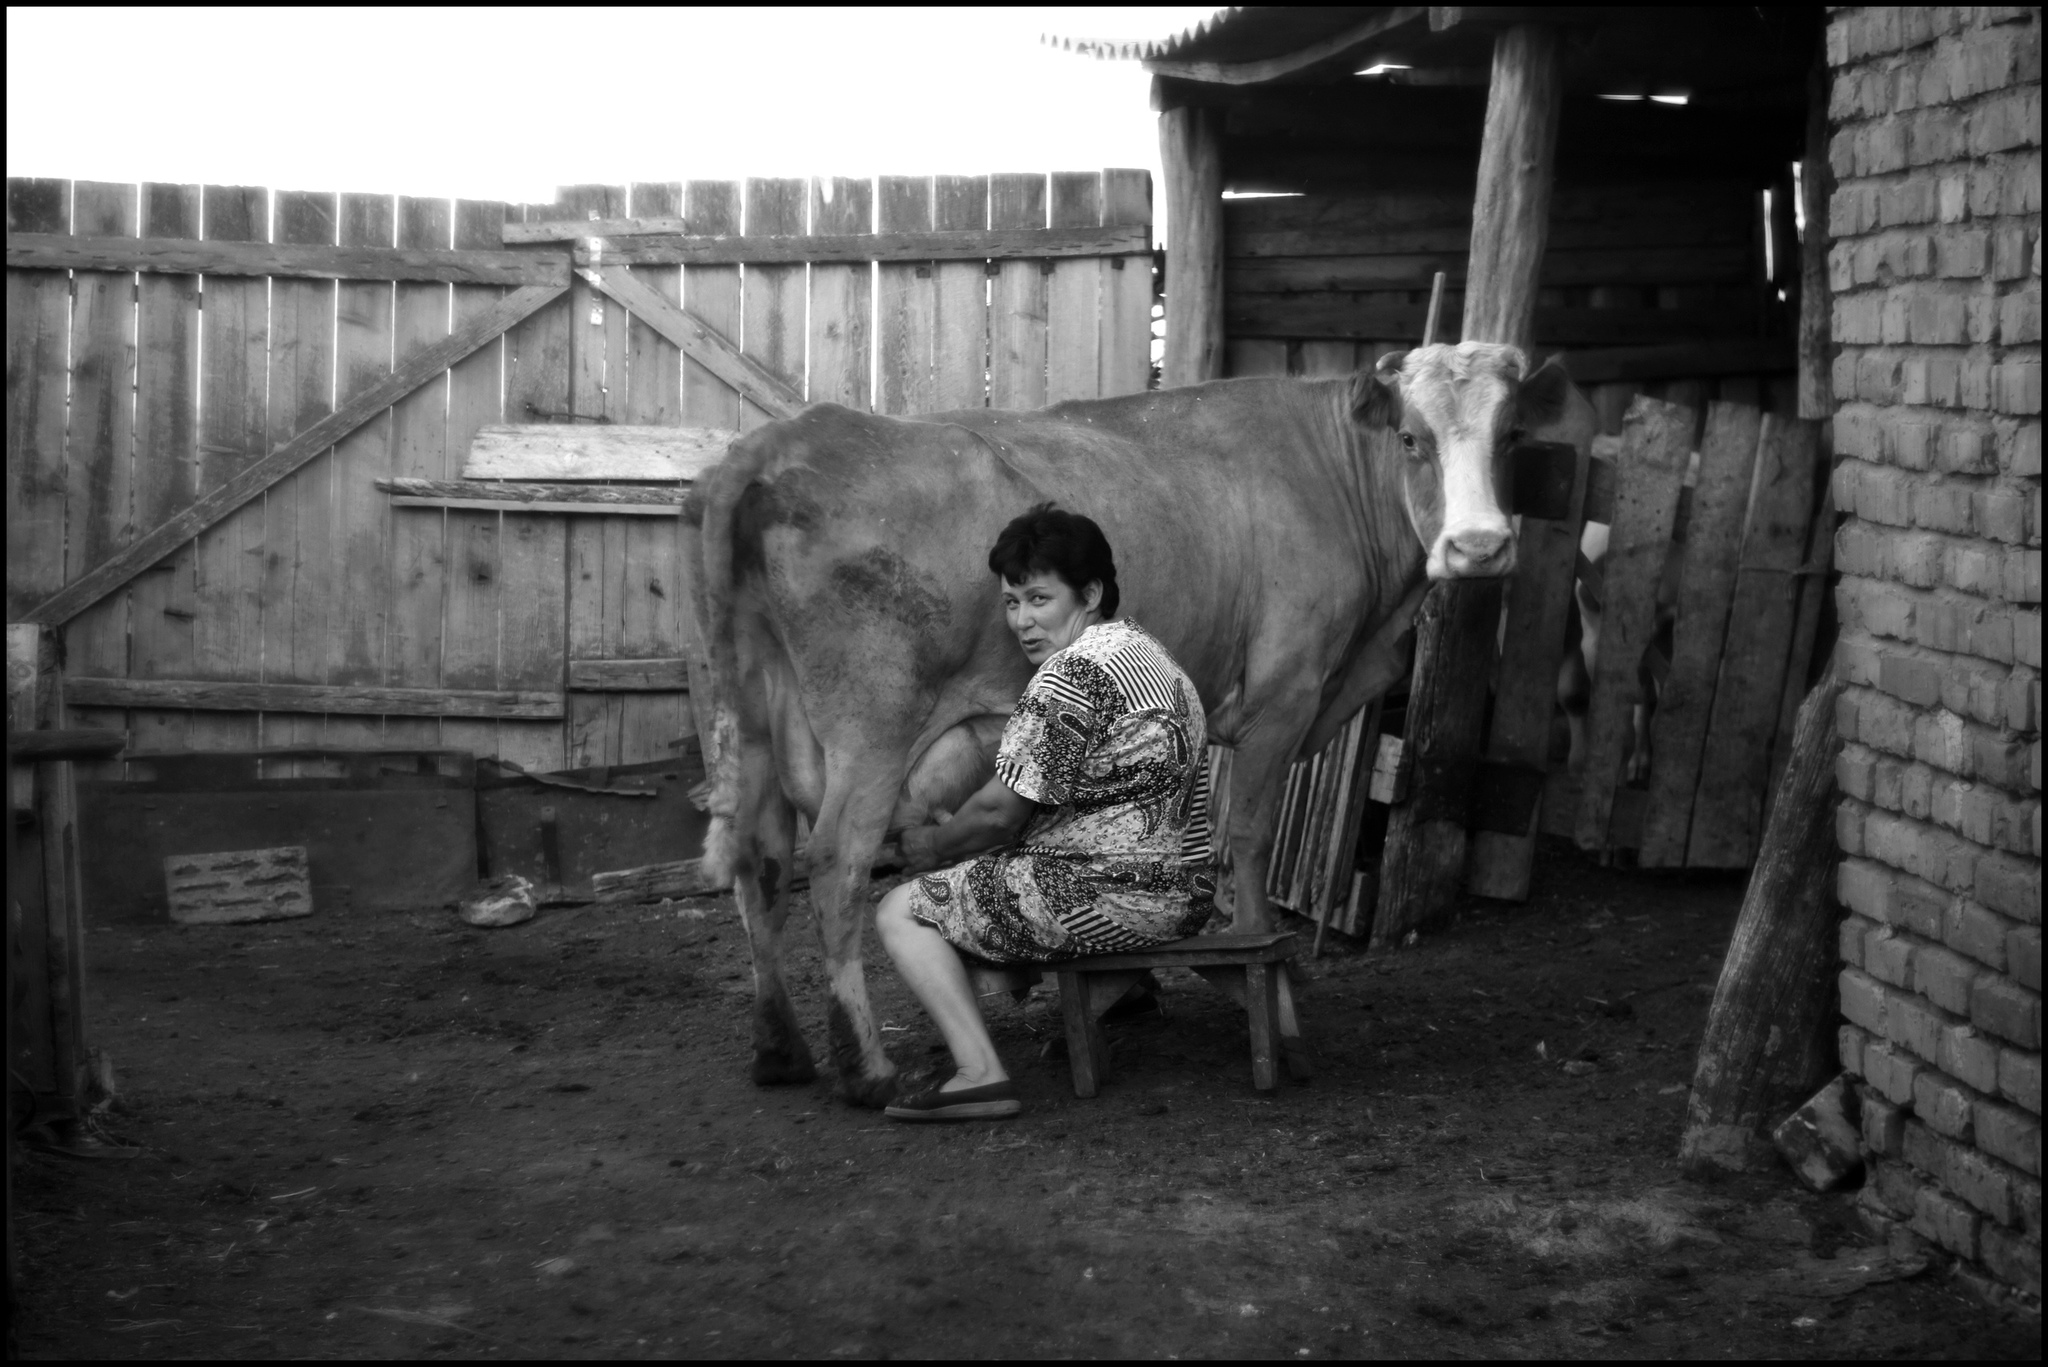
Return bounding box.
[1797,46,1837,422]
[1158,94,1224,389]
[1375,24,1561,938]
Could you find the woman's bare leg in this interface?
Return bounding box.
[874,883,1010,1090]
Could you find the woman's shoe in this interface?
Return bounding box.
[883,1077,1022,1122]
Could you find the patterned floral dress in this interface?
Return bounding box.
[904,618,1216,963]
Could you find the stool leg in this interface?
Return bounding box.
[1276,968,1312,1081]
[1245,962,1279,1091]
[1056,970,1101,1098]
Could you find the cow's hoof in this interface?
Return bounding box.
[838,1071,900,1109]
[750,1051,818,1087]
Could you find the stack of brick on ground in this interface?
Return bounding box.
[1824,5,2042,1298]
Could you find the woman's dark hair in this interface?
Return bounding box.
[987,502,1119,618]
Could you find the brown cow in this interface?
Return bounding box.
[685,343,1578,1104]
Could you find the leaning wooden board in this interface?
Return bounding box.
[1686,416,1820,867]
[1636,401,1764,867]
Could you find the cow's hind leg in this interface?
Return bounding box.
[808,751,907,1107]
[1226,724,1317,1067]
[730,742,815,1086]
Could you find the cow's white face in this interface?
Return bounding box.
[1355,342,1571,581]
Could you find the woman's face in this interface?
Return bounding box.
[1002,570,1102,666]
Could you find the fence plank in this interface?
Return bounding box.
[989,174,1047,411]
[561,185,630,768]
[64,182,139,741]
[1468,438,1589,900]
[441,200,510,763]
[1227,340,1289,377]
[66,675,560,718]
[876,175,935,416]
[497,203,572,772]
[1099,169,1152,397]
[933,175,989,410]
[742,179,807,430]
[1686,416,1820,867]
[321,192,398,752]
[386,195,454,753]
[678,180,742,742]
[190,185,270,756]
[1297,340,1360,377]
[1573,396,1693,850]
[1046,172,1102,403]
[268,191,340,757]
[1638,401,1764,866]
[6,232,565,285]
[618,180,690,763]
[809,177,872,410]
[126,184,204,754]
[6,179,71,622]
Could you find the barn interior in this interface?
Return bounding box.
[1131,4,1829,416]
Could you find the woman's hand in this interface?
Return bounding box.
[898,824,941,874]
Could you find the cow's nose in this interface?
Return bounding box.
[1442,521,1514,575]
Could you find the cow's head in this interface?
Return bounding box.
[1352,342,1571,580]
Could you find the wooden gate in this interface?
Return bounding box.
[5,171,1155,773]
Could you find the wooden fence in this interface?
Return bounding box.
[5,171,1155,774]
[1258,394,1832,941]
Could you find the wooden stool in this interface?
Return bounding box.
[1049,932,1299,1097]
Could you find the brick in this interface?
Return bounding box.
[1872,1156,1925,1219]
[1879,649,1945,704]
[1841,1021,1872,1075]
[1996,361,2043,417]
[1980,1224,2043,1299]
[1935,230,1990,278]
[1947,898,2015,968]
[1911,1182,1981,1258]
[2000,1047,2043,1115]
[1839,796,1868,855]
[1913,943,1979,1013]
[1846,686,1917,756]
[1914,1069,1979,1140]
[2001,288,2042,346]
[2007,421,2042,478]
[1901,1115,1947,1175]
[1841,747,1879,802]
[1868,808,1979,890]
[1977,1099,2043,1176]
[1975,850,2042,923]
[1864,1090,1907,1155]
[1865,1038,1924,1107]
[1939,424,1996,474]
[1946,1143,2019,1225]
[1939,1021,2002,1094]
[2004,546,2042,603]
[2015,1169,2043,1234]
[1841,913,1876,970]
[1914,480,1976,533]
[1907,290,1970,344]
[1970,87,2043,158]
[1865,925,1917,986]
[1841,966,1891,1036]
[1891,990,1949,1066]
[2010,925,2043,993]
[1972,976,2043,1049]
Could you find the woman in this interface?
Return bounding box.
[875,503,1215,1122]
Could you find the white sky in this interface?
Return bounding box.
[6,6,1221,244]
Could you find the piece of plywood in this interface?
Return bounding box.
[1046,172,1103,403]
[989,174,1049,411]
[1573,396,1693,851]
[380,479,684,508]
[165,846,313,924]
[1638,401,1765,867]
[1686,416,1821,867]
[933,175,991,411]
[5,178,71,621]
[876,175,936,416]
[462,427,732,484]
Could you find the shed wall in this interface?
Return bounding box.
[1823,3,2042,1297]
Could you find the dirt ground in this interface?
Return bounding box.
[12,840,2041,1360]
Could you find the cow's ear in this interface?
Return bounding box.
[1351,349,1407,428]
[1516,354,1572,432]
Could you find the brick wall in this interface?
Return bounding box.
[1824,5,2042,1298]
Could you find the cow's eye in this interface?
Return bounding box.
[1399,431,1417,452]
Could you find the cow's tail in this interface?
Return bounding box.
[691,429,778,891]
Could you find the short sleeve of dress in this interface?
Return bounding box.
[995,650,1108,806]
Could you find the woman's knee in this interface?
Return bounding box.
[873,884,918,943]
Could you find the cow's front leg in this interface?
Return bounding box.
[808,757,906,1107]
[731,755,814,1086]
[1226,727,1314,1069]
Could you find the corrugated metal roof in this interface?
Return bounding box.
[1043,8,1395,65]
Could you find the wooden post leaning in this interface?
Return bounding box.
[1679,660,1844,1174]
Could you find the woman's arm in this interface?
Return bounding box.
[901,774,1037,872]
